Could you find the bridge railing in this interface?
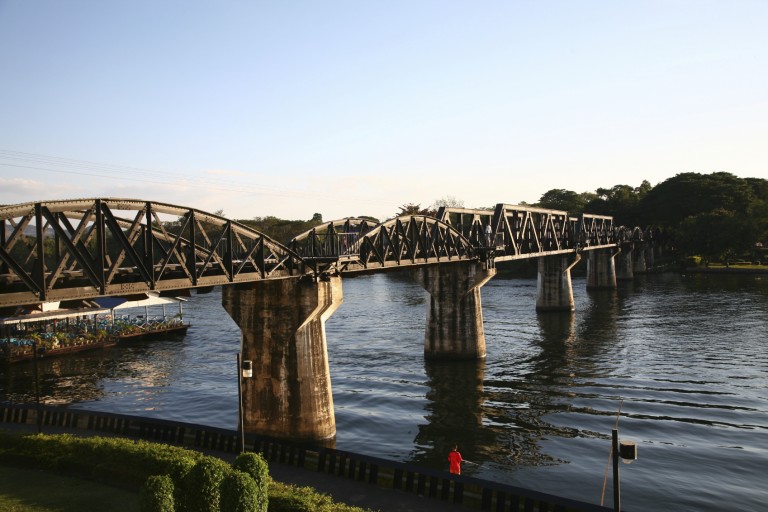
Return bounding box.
[0,199,305,308]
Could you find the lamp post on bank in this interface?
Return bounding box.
[32,341,42,433]
[237,353,253,453]
[612,428,638,512]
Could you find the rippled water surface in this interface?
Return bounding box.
[2,272,767,511]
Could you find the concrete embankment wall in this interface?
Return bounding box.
[0,404,611,512]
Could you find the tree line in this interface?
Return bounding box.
[536,172,768,265]
[236,172,767,266]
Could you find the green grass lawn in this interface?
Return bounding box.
[0,465,139,512]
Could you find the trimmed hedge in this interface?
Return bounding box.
[183,456,231,512]
[232,453,269,512]
[141,474,176,512]
[0,431,201,489]
[0,430,372,512]
[220,470,260,512]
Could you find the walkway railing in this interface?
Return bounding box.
[0,404,611,512]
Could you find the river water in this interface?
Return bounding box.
[1,272,767,511]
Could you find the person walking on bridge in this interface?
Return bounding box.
[448,444,463,475]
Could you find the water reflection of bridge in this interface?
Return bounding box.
[1,199,653,441]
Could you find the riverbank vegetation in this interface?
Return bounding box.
[230,172,767,269]
[0,431,372,512]
[540,172,768,268]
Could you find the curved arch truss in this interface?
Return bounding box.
[291,216,477,274]
[289,218,378,262]
[0,199,303,308]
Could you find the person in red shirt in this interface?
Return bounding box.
[448,444,463,475]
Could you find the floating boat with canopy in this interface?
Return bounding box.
[0,293,188,364]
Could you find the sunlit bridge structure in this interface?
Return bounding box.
[1,198,651,442]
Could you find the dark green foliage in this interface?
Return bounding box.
[0,432,201,490]
[0,431,371,512]
[237,216,324,244]
[232,452,269,512]
[638,172,768,261]
[537,188,596,214]
[267,482,370,512]
[140,474,176,512]
[182,456,231,512]
[220,470,259,512]
[640,172,756,226]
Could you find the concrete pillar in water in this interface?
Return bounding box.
[633,247,647,274]
[412,261,495,360]
[645,244,655,268]
[535,255,575,311]
[586,249,617,289]
[616,249,634,281]
[221,276,342,441]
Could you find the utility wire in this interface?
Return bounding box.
[0,150,309,198]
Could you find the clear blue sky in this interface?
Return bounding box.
[1,1,766,221]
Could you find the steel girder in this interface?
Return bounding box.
[1,199,648,308]
[290,216,478,274]
[437,204,628,262]
[0,199,304,308]
[288,218,378,265]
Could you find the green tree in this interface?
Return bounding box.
[237,215,324,244]
[537,189,595,213]
[584,181,650,226]
[397,203,431,216]
[678,209,756,266]
[640,172,754,226]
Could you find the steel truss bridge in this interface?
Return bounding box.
[0,199,644,309]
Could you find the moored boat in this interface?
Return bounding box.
[1,294,189,364]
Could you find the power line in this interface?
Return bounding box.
[0,149,397,213]
[0,150,315,199]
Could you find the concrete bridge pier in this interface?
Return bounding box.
[586,249,618,289]
[616,249,634,281]
[633,247,647,274]
[644,244,655,269]
[221,276,342,442]
[535,255,576,312]
[412,261,496,360]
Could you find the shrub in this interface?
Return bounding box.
[0,432,201,490]
[182,456,231,512]
[232,452,269,512]
[220,469,259,512]
[267,481,371,512]
[140,474,176,512]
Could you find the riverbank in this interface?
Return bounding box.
[0,404,611,512]
[683,265,768,274]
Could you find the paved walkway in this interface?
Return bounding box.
[267,460,471,512]
[1,421,470,512]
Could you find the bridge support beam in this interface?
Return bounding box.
[633,247,647,274]
[586,249,617,289]
[412,261,495,360]
[222,276,342,442]
[536,256,575,311]
[616,250,634,281]
[645,244,655,268]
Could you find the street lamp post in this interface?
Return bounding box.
[237,353,253,453]
[32,341,42,433]
[612,428,638,512]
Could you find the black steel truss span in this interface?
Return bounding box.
[289,218,379,262]
[0,199,304,308]
[290,216,477,275]
[437,204,636,262]
[1,199,646,308]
